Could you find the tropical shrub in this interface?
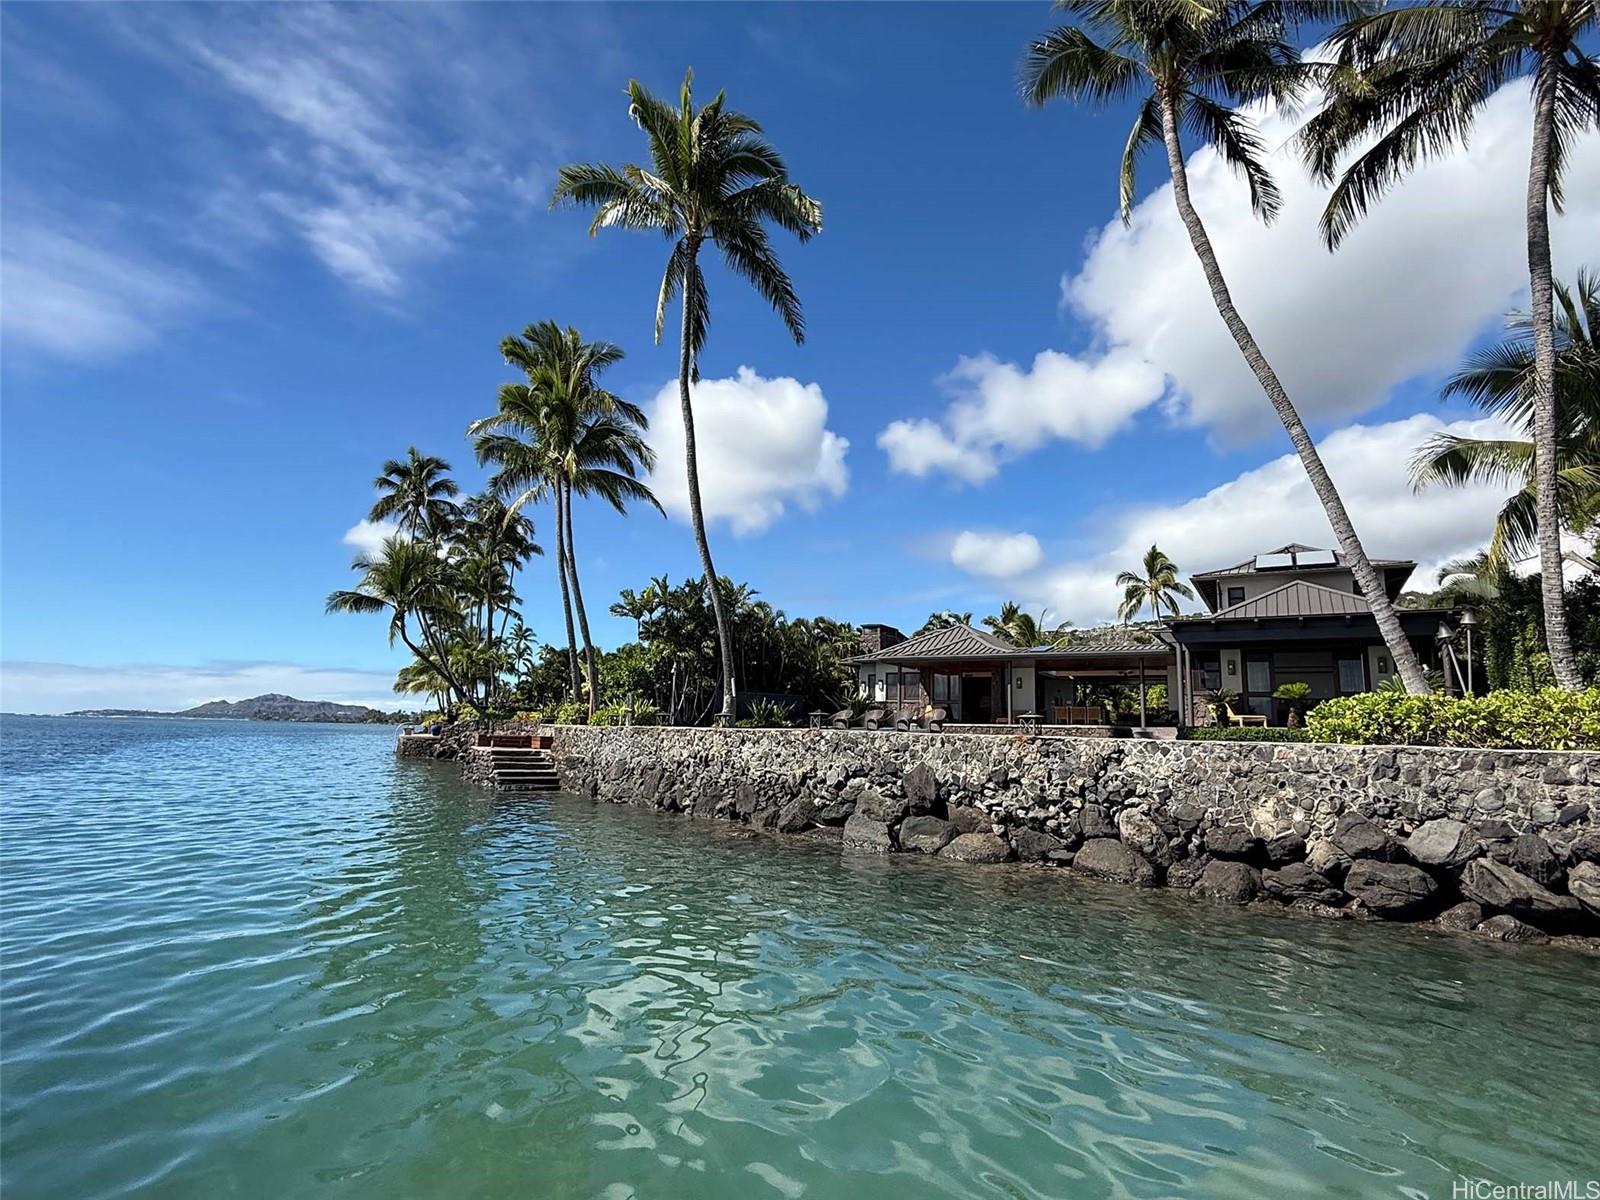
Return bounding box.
[511,710,543,725]
[744,698,797,728]
[415,712,445,727]
[1178,726,1313,743]
[1306,688,1600,750]
[552,700,587,726]
[589,702,661,726]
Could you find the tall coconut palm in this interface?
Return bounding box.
[1116,544,1197,621]
[915,610,976,636]
[551,70,823,724]
[369,447,460,540]
[472,323,660,716]
[983,601,1072,649]
[1411,271,1600,579]
[1302,2,1599,688]
[1022,1,1432,695]
[326,534,468,711]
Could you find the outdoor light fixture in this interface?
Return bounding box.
[1227,660,1236,676]
[1459,609,1478,694]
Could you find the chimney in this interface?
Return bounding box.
[858,623,906,655]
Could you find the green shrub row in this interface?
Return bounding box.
[1305,688,1600,750]
[547,700,661,727]
[1178,726,1313,743]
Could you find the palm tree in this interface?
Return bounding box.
[1302,2,1599,688]
[472,322,661,716]
[326,535,468,711]
[552,70,823,724]
[611,585,662,642]
[915,610,976,636]
[1435,551,1509,604]
[1411,271,1600,578]
[1022,1,1433,695]
[983,601,1071,649]
[1116,544,1196,621]
[369,447,460,540]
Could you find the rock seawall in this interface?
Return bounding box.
[549,726,1600,949]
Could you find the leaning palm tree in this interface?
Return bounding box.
[326,535,467,712]
[369,447,460,541]
[1022,1,1432,695]
[983,601,1072,649]
[1411,271,1600,576]
[1302,2,1599,688]
[552,70,823,724]
[1116,544,1196,621]
[472,323,661,716]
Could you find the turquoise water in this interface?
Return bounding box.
[2,716,1596,1198]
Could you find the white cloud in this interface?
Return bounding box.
[1069,81,1600,444]
[882,78,1599,478]
[1008,414,1519,625]
[950,531,1043,578]
[342,519,400,557]
[0,660,406,715]
[645,367,849,536]
[1,225,203,356]
[879,348,1166,482]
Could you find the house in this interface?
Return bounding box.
[847,621,1174,729]
[1166,543,1459,725]
[849,543,1463,730]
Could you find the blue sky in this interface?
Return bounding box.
[3,3,1596,712]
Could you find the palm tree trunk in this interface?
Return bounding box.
[1157,93,1431,694]
[680,249,739,724]
[1525,62,1583,689]
[553,485,582,701]
[563,479,601,717]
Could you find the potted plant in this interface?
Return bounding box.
[1272,681,1314,727]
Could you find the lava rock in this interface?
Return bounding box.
[1344,861,1438,918]
[902,764,938,814]
[1437,901,1485,932]
[1475,914,1549,944]
[733,782,760,818]
[813,793,856,824]
[1405,819,1478,869]
[1264,831,1307,867]
[1496,832,1564,889]
[855,787,909,825]
[841,815,893,853]
[1075,803,1118,841]
[1332,813,1395,861]
[1567,861,1600,916]
[774,797,813,834]
[1306,837,1354,882]
[1045,848,1077,867]
[1460,858,1580,920]
[940,832,1014,864]
[948,805,989,835]
[898,815,955,854]
[1194,860,1261,905]
[1011,827,1065,862]
[1262,862,1345,906]
[1164,858,1209,891]
[1206,826,1263,861]
[1073,838,1158,888]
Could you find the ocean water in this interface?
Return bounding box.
[2,714,1596,1199]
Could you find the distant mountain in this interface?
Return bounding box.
[67,693,410,724]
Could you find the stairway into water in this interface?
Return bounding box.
[483,745,560,792]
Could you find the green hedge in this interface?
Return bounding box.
[1178,726,1313,743]
[1305,688,1600,750]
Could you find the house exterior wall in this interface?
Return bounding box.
[1210,568,1360,609]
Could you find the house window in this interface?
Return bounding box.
[1338,657,1366,694]
[933,674,949,702]
[1245,659,1271,695]
[1226,586,1246,607]
[898,672,921,701]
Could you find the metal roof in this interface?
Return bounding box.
[1183,579,1371,620]
[846,623,1016,663]
[1191,543,1413,580]
[848,622,1171,664]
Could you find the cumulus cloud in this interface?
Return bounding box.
[342,519,400,557]
[950,531,1043,578]
[881,78,1599,477]
[879,348,1166,483]
[1006,414,1520,625]
[0,660,405,715]
[1070,82,1600,443]
[645,367,849,536]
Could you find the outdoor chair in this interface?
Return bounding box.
[921,705,947,732]
[892,706,918,732]
[1226,705,1268,728]
[859,707,886,731]
[829,709,852,729]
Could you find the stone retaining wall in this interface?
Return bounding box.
[548,726,1600,949]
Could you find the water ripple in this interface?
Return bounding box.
[2,715,1597,1199]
